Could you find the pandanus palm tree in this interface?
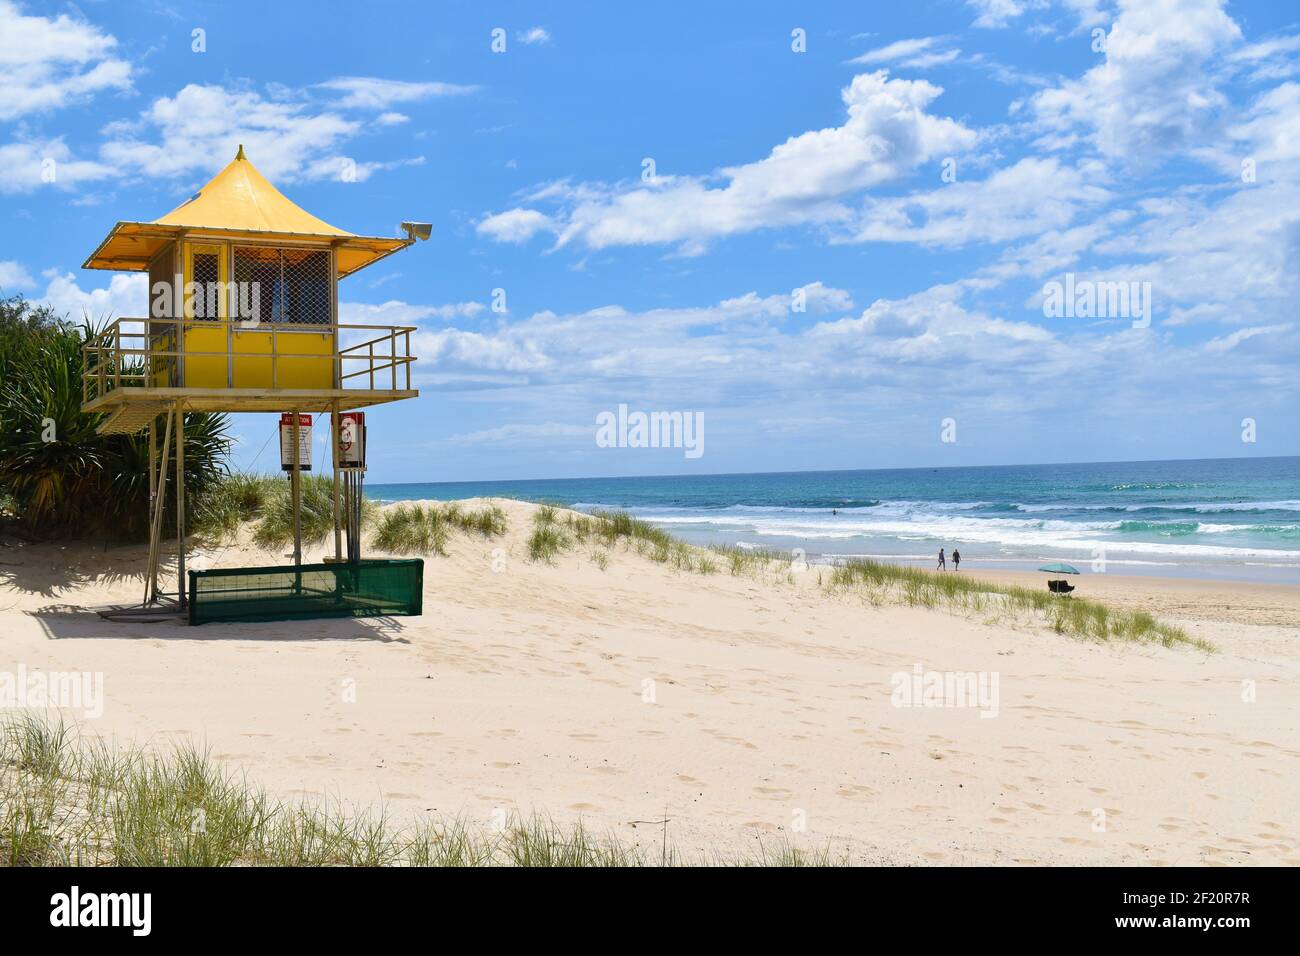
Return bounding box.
[0,296,230,539]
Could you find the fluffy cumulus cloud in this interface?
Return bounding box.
[1027,0,1242,164]
[348,272,1297,456]
[0,0,131,121]
[36,270,148,321]
[100,84,364,183]
[0,259,33,289]
[2,71,469,193]
[91,75,473,184]
[477,71,976,253]
[0,139,114,193]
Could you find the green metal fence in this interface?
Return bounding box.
[188,559,423,625]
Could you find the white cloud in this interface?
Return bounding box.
[0,260,33,289]
[0,139,116,193]
[0,0,131,121]
[1224,82,1300,166]
[342,300,487,324]
[1027,0,1242,164]
[301,154,426,183]
[479,71,976,252]
[850,157,1111,246]
[317,76,478,110]
[849,37,958,68]
[966,0,1047,29]
[1060,0,1113,31]
[516,27,551,46]
[477,208,555,243]
[77,73,471,190]
[795,281,855,313]
[100,84,360,183]
[450,422,589,445]
[1204,324,1290,353]
[36,270,147,322]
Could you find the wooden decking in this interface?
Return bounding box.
[86,385,418,421]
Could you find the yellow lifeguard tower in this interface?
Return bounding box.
[81,147,426,620]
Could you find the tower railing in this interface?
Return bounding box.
[82,316,417,406]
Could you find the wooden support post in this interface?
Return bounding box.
[331,401,342,562]
[147,415,156,517]
[175,400,186,611]
[147,415,155,603]
[291,408,302,568]
[144,410,172,607]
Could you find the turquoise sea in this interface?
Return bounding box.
[368,456,1300,584]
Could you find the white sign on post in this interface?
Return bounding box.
[279,413,312,472]
[338,411,366,470]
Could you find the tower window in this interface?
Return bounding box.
[233,246,331,326]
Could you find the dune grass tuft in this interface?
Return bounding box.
[190,472,279,542]
[372,502,508,556]
[826,557,1211,650]
[0,716,839,867]
[250,475,377,551]
[527,508,570,563]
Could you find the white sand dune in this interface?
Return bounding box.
[2,498,1297,865]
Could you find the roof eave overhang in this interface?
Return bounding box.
[83,222,414,278]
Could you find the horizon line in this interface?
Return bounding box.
[362,452,1298,487]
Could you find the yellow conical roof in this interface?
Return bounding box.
[83,147,411,278]
[153,146,352,236]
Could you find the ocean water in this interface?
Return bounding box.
[368,457,1300,584]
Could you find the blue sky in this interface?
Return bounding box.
[2,0,1298,482]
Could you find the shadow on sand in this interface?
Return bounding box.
[0,537,148,599]
[27,605,411,644]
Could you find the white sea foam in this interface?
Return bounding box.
[646,510,1300,560]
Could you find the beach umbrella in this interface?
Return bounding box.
[1037,562,1080,574]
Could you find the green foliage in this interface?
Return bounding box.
[0,297,229,539]
[372,502,508,555]
[4,715,824,867]
[250,474,372,550]
[826,558,1210,649]
[190,472,278,542]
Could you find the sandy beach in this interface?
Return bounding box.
[2,498,1297,865]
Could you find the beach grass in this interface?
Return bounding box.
[527,511,570,563]
[372,502,508,556]
[529,506,715,574]
[825,557,1211,650]
[524,504,1209,650]
[0,715,838,867]
[190,472,278,542]
[191,473,376,551]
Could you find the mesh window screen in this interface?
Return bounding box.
[233,246,281,324]
[283,249,331,326]
[192,252,221,319]
[233,246,331,326]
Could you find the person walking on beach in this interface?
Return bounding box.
[937,548,946,571]
[952,549,961,571]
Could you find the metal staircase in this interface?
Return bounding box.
[95,401,171,435]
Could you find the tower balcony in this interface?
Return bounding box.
[82,316,418,434]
